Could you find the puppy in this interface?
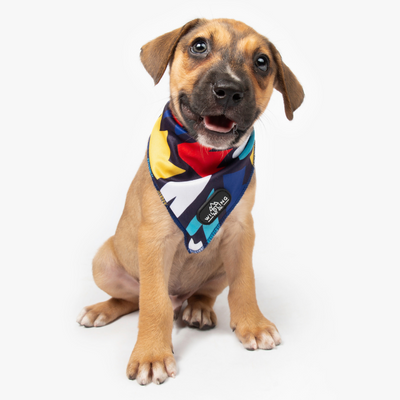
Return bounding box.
[77,18,304,385]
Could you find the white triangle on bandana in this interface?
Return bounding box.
[232,135,250,158]
[188,238,203,251]
[160,175,211,218]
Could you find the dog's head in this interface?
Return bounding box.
[141,18,304,150]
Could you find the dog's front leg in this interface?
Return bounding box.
[221,214,282,350]
[126,223,179,385]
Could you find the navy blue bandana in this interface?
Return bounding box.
[147,103,255,253]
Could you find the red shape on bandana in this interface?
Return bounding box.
[177,142,233,177]
[171,110,183,127]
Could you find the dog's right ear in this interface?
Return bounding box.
[140,19,201,85]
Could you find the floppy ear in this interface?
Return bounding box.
[269,42,305,120]
[140,19,202,85]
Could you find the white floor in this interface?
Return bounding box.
[2,1,399,399]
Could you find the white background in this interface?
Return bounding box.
[1,1,399,399]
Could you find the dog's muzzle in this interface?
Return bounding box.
[178,72,257,149]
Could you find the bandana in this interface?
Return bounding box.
[147,103,255,253]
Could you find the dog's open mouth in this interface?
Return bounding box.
[178,98,249,149]
[180,101,237,135]
[202,115,236,134]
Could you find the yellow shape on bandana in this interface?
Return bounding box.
[250,147,254,165]
[149,116,186,180]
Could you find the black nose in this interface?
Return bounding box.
[212,80,244,107]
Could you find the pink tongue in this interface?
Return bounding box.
[204,115,235,133]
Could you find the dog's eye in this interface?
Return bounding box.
[255,55,269,72]
[190,40,208,54]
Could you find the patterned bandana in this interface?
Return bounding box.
[147,103,255,253]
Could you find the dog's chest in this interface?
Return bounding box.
[168,227,225,295]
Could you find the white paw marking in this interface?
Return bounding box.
[164,357,177,378]
[93,314,107,327]
[80,314,93,327]
[136,364,152,386]
[257,332,276,350]
[244,337,257,350]
[272,331,282,345]
[151,362,168,385]
[76,307,87,324]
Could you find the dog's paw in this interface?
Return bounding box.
[76,298,138,327]
[182,300,217,330]
[76,305,108,327]
[126,345,176,385]
[232,315,281,350]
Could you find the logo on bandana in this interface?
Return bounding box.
[197,189,232,225]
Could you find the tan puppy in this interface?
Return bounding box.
[77,18,304,385]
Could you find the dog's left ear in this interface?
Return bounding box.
[269,43,305,120]
[140,19,202,85]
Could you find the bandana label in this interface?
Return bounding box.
[147,103,255,253]
[197,189,231,225]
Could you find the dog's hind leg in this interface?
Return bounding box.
[182,272,228,330]
[77,237,140,327]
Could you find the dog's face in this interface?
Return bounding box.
[141,19,304,149]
